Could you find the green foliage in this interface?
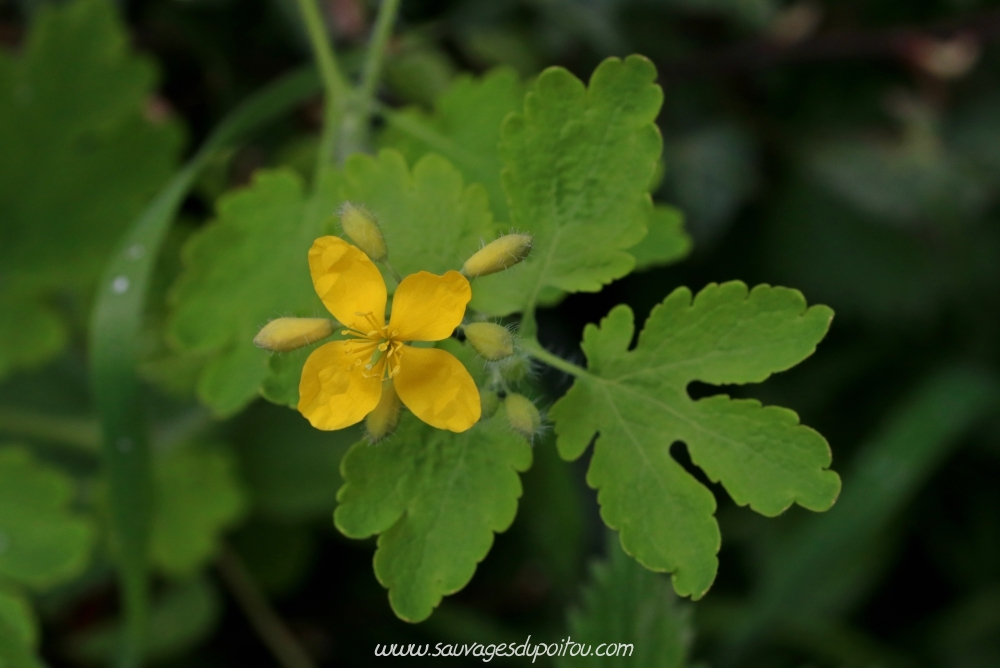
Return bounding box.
[169,169,330,416]
[335,412,531,622]
[0,0,180,377]
[381,67,524,219]
[235,401,359,519]
[470,56,664,317]
[169,151,495,414]
[549,282,840,598]
[558,534,691,668]
[0,446,94,589]
[0,588,36,650]
[150,447,247,577]
[630,205,692,271]
[67,576,221,664]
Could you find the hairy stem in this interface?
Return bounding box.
[522,339,588,378]
[293,0,347,174]
[337,0,403,160]
[216,545,318,668]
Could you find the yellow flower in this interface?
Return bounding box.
[298,236,481,433]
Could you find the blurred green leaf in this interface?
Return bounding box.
[151,447,247,577]
[0,588,36,650]
[380,67,524,220]
[168,168,331,417]
[730,366,1000,647]
[662,123,758,246]
[335,412,531,622]
[549,282,839,598]
[231,519,315,595]
[68,576,221,665]
[557,533,692,668]
[470,56,663,320]
[763,180,952,323]
[0,445,94,589]
[630,205,692,271]
[236,401,358,519]
[0,612,44,668]
[806,121,987,225]
[0,0,180,378]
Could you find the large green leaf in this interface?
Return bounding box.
[548,282,840,598]
[0,0,180,377]
[335,413,531,622]
[0,446,94,589]
[168,168,330,417]
[380,67,524,220]
[169,150,495,415]
[150,447,247,577]
[469,55,663,319]
[558,534,691,668]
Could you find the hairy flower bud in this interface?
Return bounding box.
[480,390,500,419]
[461,234,532,278]
[366,381,401,441]
[340,202,388,262]
[254,317,334,352]
[504,393,541,440]
[464,322,515,361]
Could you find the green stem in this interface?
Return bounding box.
[522,339,588,378]
[217,546,318,668]
[0,407,99,453]
[89,67,321,668]
[336,0,403,161]
[358,0,401,110]
[294,0,348,175]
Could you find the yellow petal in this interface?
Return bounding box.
[388,271,470,342]
[309,236,387,331]
[393,346,481,432]
[298,341,382,430]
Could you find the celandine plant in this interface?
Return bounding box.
[228,53,843,622]
[0,0,843,662]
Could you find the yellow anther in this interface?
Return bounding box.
[461,234,533,278]
[253,317,334,352]
[464,322,515,361]
[340,203,388,262]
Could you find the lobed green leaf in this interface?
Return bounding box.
[150,447,247,577]
[0,0,180,378]
[470,55,664,317]
[335,413,531,622]
[549,282,840,598]
[0,446,94,589]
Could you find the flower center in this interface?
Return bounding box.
[342,311,403,380]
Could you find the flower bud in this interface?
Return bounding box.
[340,202,388,262]
[366,381,401,442]
[464,322,515,361]
[254,317,334,352]
[480,390,500,419]
[461,234,532,278]
[504,393,541,440]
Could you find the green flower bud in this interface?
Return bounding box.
[253,317,334,352]
[480,390,500,419]
[504,393,541,440]
[461,234,532,278]
[366,380,401,442]
[464,322,515,361]
[340,202,388,262]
